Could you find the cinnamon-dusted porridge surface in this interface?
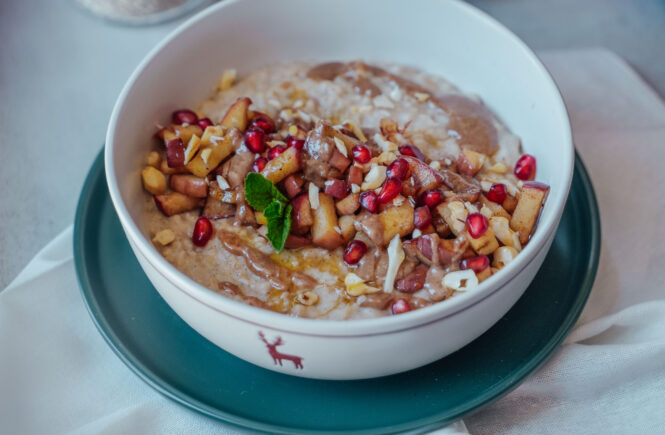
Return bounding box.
[140,61,549,320]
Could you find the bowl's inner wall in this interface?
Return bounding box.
[111,0,571,266]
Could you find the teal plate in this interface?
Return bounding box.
[74,150,600,434]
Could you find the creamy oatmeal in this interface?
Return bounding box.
[140,61,549,320]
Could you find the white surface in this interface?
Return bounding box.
[2,0,664,289]
[2,48,665,433]
[103,0,572,379]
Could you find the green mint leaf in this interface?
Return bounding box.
[244,172,287,211]
[264,200,285,219]
[266,204,292,252]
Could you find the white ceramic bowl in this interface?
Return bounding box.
[106,0,573,380]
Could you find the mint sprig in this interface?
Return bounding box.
[244,173,291,252]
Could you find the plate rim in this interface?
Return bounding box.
[74,149,600,434]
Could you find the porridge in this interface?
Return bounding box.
[140,61,549,320]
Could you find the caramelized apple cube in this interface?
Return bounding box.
[165,138,185,168]
[220,97,251,131]
[479,195,511,219]
[402,156,444,194]
[291,193,313,234]
[311,193,344,250]
[324,178,348,199]
[169,174,208,198]
[510,181,549,244]
[456,150,487,176]
[338,215,356,241]
[283,174,304,198]
[436,199,468,236]
[284,234,312,249]
[335,193,360,215]
[329,149,351,173]
[200,125,226,147]
[378,202,415,245]
[186,134,233,177]
[465,227,499,256]
[489,216,521,250]
[154,192,203,216]
[261,146,300,183]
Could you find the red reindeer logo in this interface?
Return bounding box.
[258,331,304,369]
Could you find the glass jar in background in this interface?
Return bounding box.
[75,0,214,25]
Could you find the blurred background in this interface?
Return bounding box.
[1,0,664,288]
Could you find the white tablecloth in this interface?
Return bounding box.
[2,49,664,434]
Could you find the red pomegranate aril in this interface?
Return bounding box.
[192,217,213,247]
[268,145,286,160]
[285,136,305,150]
[251,157,268,173]
[249,116,275,133]
[343,240,368,265]
[197,117,214,130]
[466,213,489,238]
[514,154,536,181]
[460,255,490,273]
[172,109,198,125]
[391,298,412,315]
[359,191,379,213]
[377,177,403,203]
[386,158,409,180]
[244,128,267,153]
[352,145,371,163]
[486,183,508,204]
[398,145,425,161]
[422,189,444,208]
[413,206,432,230]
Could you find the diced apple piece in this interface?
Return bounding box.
[291,193,313,234]
[347,165,363,186]
[414,234,468,266]
[169,174,208,198]
[436,199,468,236]
[510,181,549,244]
[165,138,185,168]
[311,193,344,250]
[283,174,304,198]
[186,134,234,177]
[220,97,251,131]
[154,192,203,216]
[183,134,201,164]
[159,159,187,175]
[335,193,360,215]
[378,202,415,245]
[141,166,167,195]
[324,178,348,199]
[502,195,518,213]
[329,149,351,173]
[200,125,226,147]
[402,156,444,194]
[261,146,300,183]
[465,227,499,256]
[489,216,521,250]
[284,234,312,249]
[477,266,492,282]
[456,150,487,176]
[338,215,356,242]
[479,195,511,219]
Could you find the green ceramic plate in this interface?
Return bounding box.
[74,150,600,434]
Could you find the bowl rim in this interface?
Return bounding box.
[105,0,574,336]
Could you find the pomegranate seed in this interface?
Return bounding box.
[197,117,213,130]
[377,177,403,203]
[466,213,489,238]
[244,128,266,153]
[460,255,490,273]
[359,191,379,213]
[352,145,371,163]
[172,109,198,125]
[192,217,213,247]
[514,154,536,180]
[249,116,275,133]
[422,189,444,208]
[398,145,425,161]
[343,240,367,265]
[486,183,507,204]
[268,145,286,160]
[391,298,412,315]
[386,158,409,180]
[286,136,305,150]
[413,206,432,230]
[251,157,268,173]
